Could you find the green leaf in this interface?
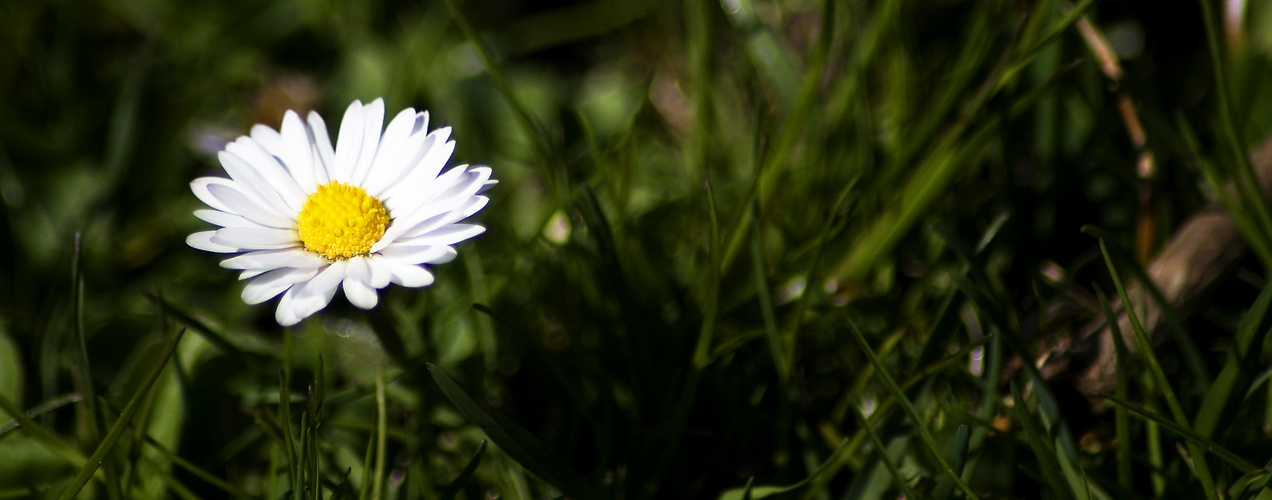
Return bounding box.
[428,363,603,500]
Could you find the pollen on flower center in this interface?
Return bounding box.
[297,181,390,260]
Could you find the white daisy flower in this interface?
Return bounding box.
[187,98,495,326]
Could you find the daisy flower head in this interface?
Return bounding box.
[187,98,495,326]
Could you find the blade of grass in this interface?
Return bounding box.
[358,424,374,500]
[692,180,722,369]
[931,424,968,500]
[1193,273,1272,439]
[149,294,249,365]
[844,315,981,500]
[0,393,82,441]
[0,392,89,468]
[1099,240,1219,498]
[55,328,184,500]
[370,365,387,500]
[750,202,785,382]
[1176,114,1272,268]
[278,370,300,498]
[1100,394,1257,473]
[1094,287,1133,493]
[803,334,993,498]
[1010,381,1070,497]
[1197,0,1272,256]
[851,405,921,500]
[437,0,558,197]
[69,233,119,500]
[1081,225,1210,391]
[439,440,488,500]
[718,436,855,500]
[428,363,603,500]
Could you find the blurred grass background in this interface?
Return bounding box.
[8,0,1272,498]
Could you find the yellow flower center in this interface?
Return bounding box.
[297,181,390,260]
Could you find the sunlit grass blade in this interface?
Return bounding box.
[439,440,488,500]
[55,328,185,500]
[844,315,981,500]
[428,363,603,500]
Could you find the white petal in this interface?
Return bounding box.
[400,224,485,247]
[207,182,295,229]
[281,110,318,192]
[351,98,385,186]
[366,256,393,288]
[240,269,269,280]
[191,177,237,214]
[382,132,454,207]
[250,125,287,158]
[378,244,457,264]
[187,231,238,253]
[374,257,435,288]
[212,227,300,249]
[459,195,490,218]
[220,248,327,271]
[362,109,424,197]
[194,209,257,228]
[219,148,305,215]
[242,267,319,305]
[308,111,335,185]
[333,100,364,182]
[274,261,346,325]
[376,167,487,249]
[342,256,378,309]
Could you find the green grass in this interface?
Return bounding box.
[8,0,1272,498]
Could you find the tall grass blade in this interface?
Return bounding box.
[1099,240,1219,498]
[427,363,603,500]
[439,440,487,500]
[1194,279,1272,439]
[55,328,185,500]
